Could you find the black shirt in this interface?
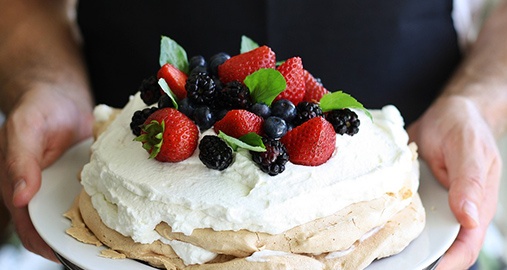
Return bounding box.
[77,0,461,124]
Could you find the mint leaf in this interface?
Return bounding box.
[218,131,266,152]
[158,78,179,109]
[240,35,259,53]
[159,36,189,74]
[244,69,286,106]
[320,91,372,120]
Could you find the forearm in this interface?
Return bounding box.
[441,0,507,138]
[0,0,93,115]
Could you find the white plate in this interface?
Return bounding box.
[29,139,459,270]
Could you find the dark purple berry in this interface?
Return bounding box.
[249,103,271,119]
[199,135,233,171]
[186,72,217,106]
[218,81,252,110]
[158,94,175,109]
[130,107,158,136]
[139,75,161,105]
[294,101,323,126]
[178,98,195,119]
[263,116,288,139]
[209,52,230,77]
[189,55,207,73]
[325,108,360,136]
[271,99,296,123]
[251,138,289,176]
[193,106,215,131]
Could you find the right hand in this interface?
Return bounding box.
[0,87,93,261]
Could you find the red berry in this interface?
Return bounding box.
[157,63,188,100]
[274,57,305,105]
[218,46,276,84]
[280,117,336,166]
[136,108,199,162]
[213,109,264,138]
[302,69,330,102]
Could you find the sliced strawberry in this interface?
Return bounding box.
[274,57,305,105]
[280,117,336,166]
[218,45,276,84]
[302,69,330,102]
[157,63,188,100]
[213,109,263,138]
[136,108,199,162]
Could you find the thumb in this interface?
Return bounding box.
[3,117,44,208]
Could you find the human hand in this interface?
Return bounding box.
[0,87,93,261]
[407,95,501,269]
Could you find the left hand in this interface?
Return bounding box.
[408,95,501,269]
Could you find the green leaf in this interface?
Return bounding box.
[240,35,259,54]
[320,91,372,120]
[218,131,266,152]
[244,69,286,106]
[159,36,189,74]
[158,78,179,109]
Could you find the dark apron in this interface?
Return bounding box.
[77,0,461,124]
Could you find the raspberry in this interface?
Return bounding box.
[199,135,233,171]
[218,81,253,110]
[325,108,360,136]
[251,138,289,176]
[186,72,217,106]
[294,101,323,126]
[139,75,162,105]
[130,107,159,136]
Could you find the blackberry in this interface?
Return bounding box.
[294,101,323,126]
[186,72,218,106]
[218,81,252,110]
[199,135,233,171]
[158,94,175,109]
[139,75,161,105]
[130,107,158,136]
[325,108,360,136]
[251,138,289,176]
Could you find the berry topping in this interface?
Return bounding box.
[218,45,276,84]
[280,117,336,166]
[158,94,176,109]
[271,99,297,123]
[218,81,253,110]
[214,109,263,139]
[139,75,162,105]
[209,52,230,77]
[249,102,271,119]
[186,72,218,106]
[263,116,288,139]
[193,106,216,131]
[189,55,207,74]
[157,63,188,100]
[130,107,159,136]
[251,138,289,176]
[302,69,330,102]
[135,108,199,162]
[274,57,305,105]
[325,108,360,136]
[294,101,323,126]
[199,135,233,171]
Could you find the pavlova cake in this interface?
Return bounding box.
[65,36,425,269]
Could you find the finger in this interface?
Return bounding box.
[10,205,59,262]
[3,113,45,207]
[437,225,486,270]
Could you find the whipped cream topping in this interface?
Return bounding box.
[81,92,418,244]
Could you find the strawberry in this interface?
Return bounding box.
[302,69,330,102]
[274,57,305,105]
[218,45,276,84]
[135,108,199,162]
[280,117,336,166]
[213,109,263,138]
[157,63,188,100]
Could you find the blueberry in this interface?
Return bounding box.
[189,55,207,72]
[190,65,208,76]
[249,103,271,119]
[178,98,195,119]
[158,94,175,109]
[209,52,230,76]
[271,99,296,122]
[193,106,215,131]
[263,116,288,139]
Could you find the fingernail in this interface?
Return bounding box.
[463,200,480,226]
[13,179,26,197]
